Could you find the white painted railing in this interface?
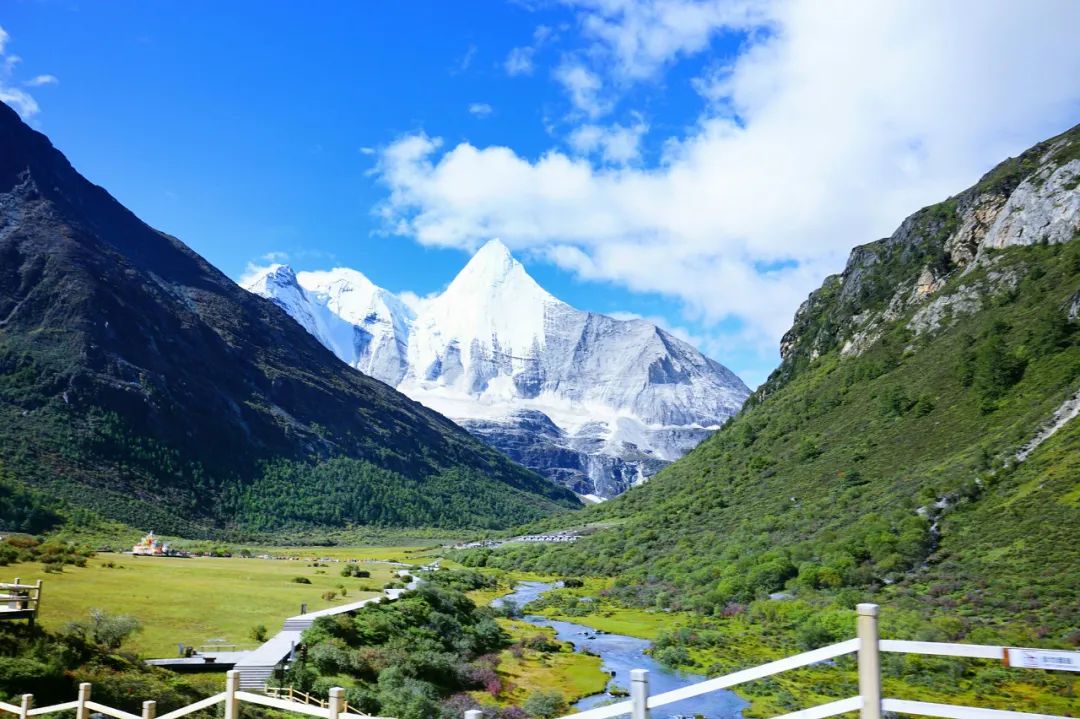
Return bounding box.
[0,671,392,719]
[486,603,1080,719]
[0,578,43,626]
[3,604,1076,719]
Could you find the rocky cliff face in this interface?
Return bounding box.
[765,123,1080,399]
[245,240,750,498]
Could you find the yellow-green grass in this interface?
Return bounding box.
[9,552,403,657]
[462,573,608,706]
[471,619,608,708]
[542,607,686,641]
[517,575,686,640]
[466,586,510,607]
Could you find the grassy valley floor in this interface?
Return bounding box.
[5,548,417,656]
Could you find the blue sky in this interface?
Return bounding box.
[3,1,1080,388]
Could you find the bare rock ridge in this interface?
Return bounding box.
[767,122,1080,398]
[245,240,750,498]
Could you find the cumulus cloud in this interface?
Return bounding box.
[568,116,648,164]
[468,102,494,118]
[375,0,1080,351]
[0,26,56,119]
[566,0,767,82]
[554,62,608,117]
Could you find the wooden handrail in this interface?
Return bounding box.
[265,687,351,713]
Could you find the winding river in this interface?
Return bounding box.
[492,582,747,719]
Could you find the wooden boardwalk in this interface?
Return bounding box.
[233,576,420,689]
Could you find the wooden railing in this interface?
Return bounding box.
[0,579,42,626]
[265,686,355,714]
[0,671,392,719]
[458,603,1079,719]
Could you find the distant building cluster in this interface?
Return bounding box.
[453,532,579,550]
[516,532,579,543]
[131,531,189,557]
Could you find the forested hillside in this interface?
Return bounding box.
[0,101,579,536]
[457,123,1080,704]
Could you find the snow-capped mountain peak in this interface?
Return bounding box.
[408,240,563,384]
[298,267,414,334]
[444,239,554,300]
[244,263,299,296]
[243,241,750,498]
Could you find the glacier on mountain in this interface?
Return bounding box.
[243,240,750,498]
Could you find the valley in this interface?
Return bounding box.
[1,13,1079,719]
[3,548,417,657]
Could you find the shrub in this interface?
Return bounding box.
[522,690,565,719]
[65,609,142,650]
[250,624,269,643]
[292,576,312,584]
[654,645,690,669]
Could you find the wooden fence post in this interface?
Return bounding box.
[328,688,344,719]
[224,670,240,719]
[857,603,881,719]
[29,579,41,628]
[76,683,91,719]
[630,669,650,719]
[19,694,31,719]
[142,700,156,719]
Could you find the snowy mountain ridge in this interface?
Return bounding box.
[244,239,750,498]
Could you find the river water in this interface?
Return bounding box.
[491,582,746,719]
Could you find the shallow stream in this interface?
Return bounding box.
[492,581,746,719]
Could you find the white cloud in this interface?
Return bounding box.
[375,0,1080,352]
[24,74,58,87]
[505,46,535,76]
[0,87,39,118]
[568,116,648,164]
[566,0,767,81]
[261,251,290,263]
[454,44,478,73]
[0,26,55,119]
[505,24,556,77]
[468,102,494,118]
[397,289,440,314]
[554,62,608,117]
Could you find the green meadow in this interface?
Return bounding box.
[6,548,421,656]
